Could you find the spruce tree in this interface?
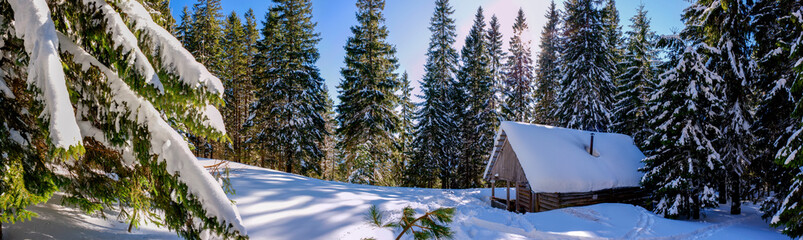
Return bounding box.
[686,0,754,214]
[501,9,535,123]
[186,0,225,158]
[612,5,656,144]
[319,87,338,181]
[641,35,723,220]
[220,12,254,162]
[456,7,495,188]
[752,0,801,228]
[251,0,327,175]
[176,7,193,45]
[602,0,624,82]
[555,0,616,132]
[486,15,506,120]
[0,0,246,238]
[336,0,401,185]
[408,0,461,189]
[250,7,281,169]
[768,0,803,237]
[239,9,260,164]
[397,72,415,185]
[534,1,561,125]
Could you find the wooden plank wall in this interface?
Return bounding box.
[532,187,647,212]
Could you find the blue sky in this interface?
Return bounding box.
[169,0,689,104]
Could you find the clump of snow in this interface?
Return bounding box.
[203,104,227,135]
[8,0,82,148]
[57,35,245,235]
[0,78,13,99]
[484,121,645,193]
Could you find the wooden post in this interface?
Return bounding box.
[530,190,536,213]
[506,180,510,210]
[515,182,521,212]
[491,181,495,199]
[535,193,540,212]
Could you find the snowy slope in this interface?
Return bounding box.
[2,160,790,240]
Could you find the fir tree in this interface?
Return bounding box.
[220,12,254,162]
[408,0,461,189]
[612,5,656,144]
[239,9,260,165]
[456,7,495,188]
[534,1,561,125]
[486,15,506,120]
[176,7,193,45]
[186,0,225,158]
[319,87,339,181]
[397,72,416,185]
[0,0,245,238]
[768,0,803,237]
[555,0,616,132]
[251,0,327,175]
[250,7,281,169]
[752,0,801,228]
[501,9,535,123]
[336,0,401,185]
[641,35,723,220]
[602,0,624,81]
[686,0,755,214]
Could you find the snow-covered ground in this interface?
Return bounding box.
[1,160,791,239]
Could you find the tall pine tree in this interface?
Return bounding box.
[555,0,616,132]
[501,9,535,123]
[251,0,327,175]
[768,0,803,237]
[396,72,416,186]
[185,0,225,158]
[641,34,723,220]
[752,0,801,230]
[686,0,754,214]
[612,5,656,144]
[408,0,461,189]
[486,15,506,121]
[456,7,495,188]
[602,0,624,84]
[336,0,401,185]
[220,12,252,162]
[534,1,561,125]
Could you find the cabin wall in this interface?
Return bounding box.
[531,187,648,212]
[488,140,527,183]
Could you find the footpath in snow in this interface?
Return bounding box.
[1,160,791,240]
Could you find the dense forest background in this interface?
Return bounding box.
[1,0,803,238]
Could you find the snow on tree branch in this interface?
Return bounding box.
[57,32,246,236]
[80,0,164,93]
[8,0,82,149]
[111,0,225,97]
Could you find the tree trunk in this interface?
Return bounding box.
[692,194,700,219]
[285,151,293,174]
[718,178,727,204]
[730,174,741,214]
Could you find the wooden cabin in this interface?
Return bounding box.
[483,121,648,213]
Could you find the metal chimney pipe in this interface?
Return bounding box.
[590,133,595,155]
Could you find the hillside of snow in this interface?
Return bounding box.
[2,160,791,240]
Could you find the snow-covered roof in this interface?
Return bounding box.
[483,121,645,193]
